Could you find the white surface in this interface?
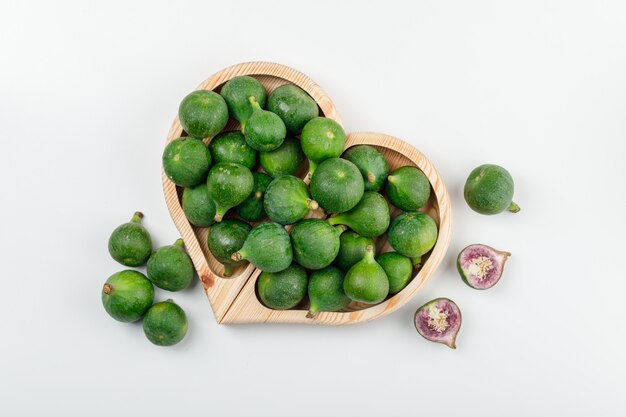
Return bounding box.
[1,1,625,415]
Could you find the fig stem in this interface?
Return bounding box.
[307,161,318,180]
[223,265,235,277]
[248,96,262,112]
[507,202,520,213]
[306,310,318,319]
[334,224,347,234]
[367,172,376,184]
[103,283,113,295]
[131,211,144,223]
[307,199,319,210]
[214,212,224,222]
[327,215,341,226]
[174,238,185,247]
[231,252,243,262]
[411,256,422,267]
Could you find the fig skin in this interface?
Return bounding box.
[327,191,390,237]
[259,137,305,178]
[207,219,252,277]
[220,75,267,125]
[232,222,293,273]
[236,172,272,222]
[343,245,389,304]
[178,90,228,138]
[108,211,152,267]
[206,162,254,222]
[457,244,511,290]
[307,266,350,317]
[143,300,188,347]
[300,117,346,176]
[267,84,319,135]
[376,252,413,294]
[243,97,286,152]
[146,239,194,292]
[263,175,318,225]
[182,184,216,227]
[414,298,461,349]
[257,263,308,310]
[310,158,364,214]
[464,164,520,215]
[387,211,438,264]
[342,145,389,192]
[386,166,430,211]
[290,219,344,270]
[208,131,257,169]
[101,270,154,323]
[163,137,212,187]
[334,231,375,272]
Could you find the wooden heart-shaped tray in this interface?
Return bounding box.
[163,62,451,325]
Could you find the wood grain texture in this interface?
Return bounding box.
[163,62,340,322]
[221,132,452,325]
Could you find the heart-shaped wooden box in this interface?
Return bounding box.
[163,62,451,325]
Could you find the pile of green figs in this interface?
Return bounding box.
[102,212,190,347]
[163,76,442,317]
[102,73,523,351]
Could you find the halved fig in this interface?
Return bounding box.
[414,298,461,349]
[457,244,511,290]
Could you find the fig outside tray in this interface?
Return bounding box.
[162,62,451,325]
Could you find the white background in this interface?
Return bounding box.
[1,1,625,415]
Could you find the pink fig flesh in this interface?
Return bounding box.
[414,298,461,349]
[457,244,510,290]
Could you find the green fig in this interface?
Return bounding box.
[178,90,228,138]
[206,162,254,222]
[207,219,252,277]
[259,137,305,178]
[146,239,194,291]
[343,145,389,192]
[236,172,272,222]
[101,270,154,323]
[263,175,318,225]
[267,84,319,135]
[376,252,414,294]
[343,245,389,304]
[208,131,257,169]
[327,191,390,237]
[291,219,345,270]
[300,117,346,175]
[108,211,152,267]
[257,263,308,310]
[220,75,267,125]
[182,184,216,227]
[231,222,292,273]
[386,166,431,210]
[243,97,286,152]
[143,300,188,347]
[387,211,438,265]
[307,266,350,317]
[334,231,375,272]
[162,137,212,187]
[464,164,520,214]
[309,158,364,213]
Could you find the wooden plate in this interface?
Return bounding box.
[163,62,451,325]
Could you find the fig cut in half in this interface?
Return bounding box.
[457,244,510,290]
[414,298,461,349]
